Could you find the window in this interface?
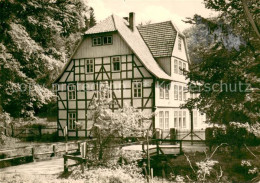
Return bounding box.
[179,61,183,75]
[179,86,182,101]
[133,81,142,98]
[159,111,164,129]
[174,111,178,128]
[86,59,94,73]
[103,36,112,45]
[93,36,113,46]
[174,85,178,100]
[68,84,76,100]
[178,36,182,51]
[183,111,186,128]
[183,87,187,101]
[165,83,170,99]
[193,110,197,127]
[112,56,121,71]
[165,111,169,129]
[179,111,182,128]
[174,59,178,74]
[183,63,186,74]
[68,112,76,130]
[160,82,164,99]
[93,37,102,46]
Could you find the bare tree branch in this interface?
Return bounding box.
[241,0,260,39]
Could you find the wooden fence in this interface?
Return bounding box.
[0,139,93,168]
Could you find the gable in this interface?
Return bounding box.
[73,32,132,58]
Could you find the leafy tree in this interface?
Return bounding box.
[89,83,151,162]
[183,0,259,125]
[0,0,89,118]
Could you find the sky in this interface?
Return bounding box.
[87,0,218,32]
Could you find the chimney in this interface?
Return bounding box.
[129,12,135,31]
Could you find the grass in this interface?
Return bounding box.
[150,145,260,182]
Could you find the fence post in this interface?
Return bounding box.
[32,147,35,162]
[156,140,159,155]
[53,145,56,157]
[179,140,183,154]
[64,155,68,173]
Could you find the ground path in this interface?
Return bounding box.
[0,143,207,176]
[0,158,64,176]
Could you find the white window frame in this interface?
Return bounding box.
[174,59,178,74]
[165,111,169,130]
[179,61,183,75]
[174,85,178,100]
[183,62,186,74]
[174,111,178,128]
[85,59,94,73]
[193,110,197,127]
[179,86,182,101]
[183,87,187,101]
[179,111,182,129]
[178,36,182,51]
[159,111,164,129]
[68,84,76,100]
[165,83,170,99]
[68,112,76,130]
[112,56,121,72]
[133,81,142,98]
[183,111,186,128]
[159,82,164,99]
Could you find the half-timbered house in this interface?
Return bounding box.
[54,12,207,137]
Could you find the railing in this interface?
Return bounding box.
[0,139,93,168]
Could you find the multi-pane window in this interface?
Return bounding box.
[112,56,121,71]
[159,111,164,129]
[93,36,113,46]
[183,111,186,128]
[86,59,94,73]
[93,37,102,46]
[183,87,187,101]
[178,36,182,51]
[103,36,112,45]
[68,112,76,130]
[193,110,197,127]
[174,85,178,100]
[179,86,182,101]
[179,111,182,128]
[165,83,170,99]
[165,111,169,129]
[133,81,142,98]
[174,59,178,74]
[160,82,164,99]
[183,63,186,74]
[179,61,182,75]
[174,111,178,128]
[68,85,76,100]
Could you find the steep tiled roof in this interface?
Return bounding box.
[138,21,177,58]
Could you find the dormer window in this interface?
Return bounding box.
[92,36,113,46]
[178,36,182,51]
[93,37,102,46]
[103,36,112,45]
